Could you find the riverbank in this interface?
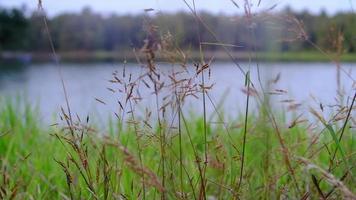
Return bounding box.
[2,50,356,63]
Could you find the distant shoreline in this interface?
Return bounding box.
[1,51,356,63]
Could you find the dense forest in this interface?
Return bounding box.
[1,6,355,53]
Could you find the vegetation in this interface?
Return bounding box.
[32,50,356,62]
[1,6,356,54]
[0,8,28,50]
[1,1,356,199]
[0,87,355,199]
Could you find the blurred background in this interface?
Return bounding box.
[1,0,356,59]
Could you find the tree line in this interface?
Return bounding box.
[1,6,355,53]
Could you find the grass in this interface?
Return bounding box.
[22,51,356,63]
[0,93,355,199]
[0,0,355,199]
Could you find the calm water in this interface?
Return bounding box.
[0,62,355,125]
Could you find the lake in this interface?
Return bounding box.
[0,62,355,125]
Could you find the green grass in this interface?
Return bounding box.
[27,50,356,63]
[0,98,355,199]
[257,51,356,62]
[1,2,355,198]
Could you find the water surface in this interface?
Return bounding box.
[0,62,355,125]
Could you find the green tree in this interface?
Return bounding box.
[0,7,28,51]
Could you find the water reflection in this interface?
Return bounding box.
[0,62,28,90]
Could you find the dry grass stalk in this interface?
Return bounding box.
[298,157,356,200]
[104,139,165,193]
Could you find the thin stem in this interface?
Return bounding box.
[237,71,250,192]
[331,91,356,164]
[176,93,184,195]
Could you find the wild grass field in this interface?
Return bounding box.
[1,0,356,199]
[0,88,355,200]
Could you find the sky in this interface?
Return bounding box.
[0,0,354,16]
